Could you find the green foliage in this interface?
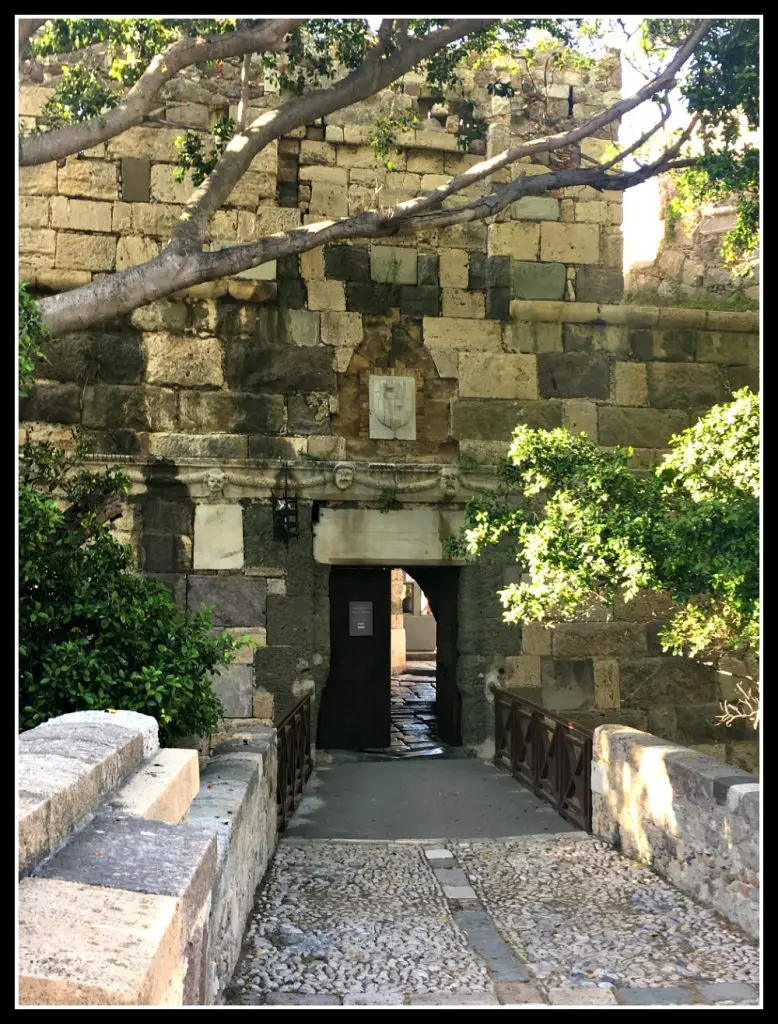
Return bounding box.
[621,287,758,312]
[19,283,48,398]
[645,18,760,265]
[18,433,237,741]
[174,115,235,187]
[38,64,118,127]
[368,110,420,169]
[448,389,759,669]
[454,99,488,152]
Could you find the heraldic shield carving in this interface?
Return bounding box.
[368,375,416,440]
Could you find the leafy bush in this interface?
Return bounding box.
[446,389,759,722]
[18,428,237,742]
[19,282,47,397]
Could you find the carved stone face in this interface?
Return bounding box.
[440,465,460,496]
[205,468,226,495]
[333,463,354,491]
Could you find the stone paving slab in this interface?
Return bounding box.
[615,986,700,1005]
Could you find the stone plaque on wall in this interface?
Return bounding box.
[368,375,416,440]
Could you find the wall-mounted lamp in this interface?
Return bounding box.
[271,465,299,545]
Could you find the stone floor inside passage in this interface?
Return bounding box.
[227,759,759,1008]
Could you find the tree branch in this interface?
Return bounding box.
[172,19,492,249]
[19,19,302,165]
[18,18,47,59]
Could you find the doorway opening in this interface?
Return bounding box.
[387,570,442,757]
[316,565,462,757]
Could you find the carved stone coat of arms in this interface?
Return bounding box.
[368,375,416,440]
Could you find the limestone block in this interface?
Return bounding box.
[441,288,485,318]
[165,101,210,129]
[255,207,302,235]
[538,352,610,399]
[58,158,118,201]
[488,222,540,259]
[521,622,552,656]
[210,665,254,718]
[439,248,469,288]
[575,266,624,304]
[19,227,56,257]
[307,279,346,311]
[19,84,55,116]
[460,352,538,400]
[116,235,160,270]
[576,202,610,224]
[55,232,117,271]
[309,182,348,217]
[106,126,184,162]
[18,878,183,1006]
[696,332,759,368]
[298,164,348,185]
[107,749,200,824]
[371,246,418,285]
[32,269,93,292]
[646,362,723,410]
[429,347,459,379]
[423,317,501,350]
[308,435,347,459]
[313,507,464,564]
[552,622,647,658]
[321,311,362,346]
[19,196,50,228]
[145,334,223,388]
[187,575,266,627]
[510,196,560,221]
[300,140,337,166]
[541,658,595,711]
[453,398,562,440]
[594,659,620,709]
[121,157,151,203]
[540,222,600,264]
[598,406,688,448]
[20,163,58,195]
[225,171,276,209]
[611,362,648,406]
[150,164,193,204]
[284,309,320,346]
[503,320,562,354]
[300,247,325,280]
[511,261,566,300]
[49,196,113,233]
[563,399,598,438]
[437,222,487,251]
[325,125,344,143]
[193,505,244,570]
[503,655,542,688]
[407,152,448,174]
[131,202,183,238]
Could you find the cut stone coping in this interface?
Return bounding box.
[509,299,758,332]
[18,711,159,876]
[18,877,182,1006]
[106,748,199,824]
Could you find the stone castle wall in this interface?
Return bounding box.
[19,46,759,770]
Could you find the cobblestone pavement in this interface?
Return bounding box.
[227,833,760,1007]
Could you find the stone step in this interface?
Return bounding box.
[18,877,185,1005]
[106,748,200,824]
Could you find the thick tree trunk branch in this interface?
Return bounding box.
[173,19,492,248]
[18,18,47,59]
[19,19,302,165]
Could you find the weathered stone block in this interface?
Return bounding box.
[552,622,647,658]
[485,287,510,320]
[646,363,724,410]
[467,252,487,290]
[696,332,759,367]
[453,398,562,439]
[288,393,331,434]
[439,248,469,288]
[145,334,223,387]
[20,163,59,196]
[423,317,501,350]
[284,309,321,346]
[598,406,688,448]
[211,665,255,718]
[193,504,244,570]
[121,158,151,203]
[49,196,113,233]
[370,246,418,285]
[510,196,560,222]
[537,352,610,399]
[306,279,346,311]
[398,285,440,317]
[178,392,285,435]
[511,261,566,300]
[459,353,538,400]
[187,576,267,628]
[82,384,177,431]
[116,235,160,270]
[55,232,117,271]
[618,657,716,708]
[19,196,50,229]
[540,222,600,264]
[488,222,540,259]
[58,158,118,201]
[324,244,370,281]
[541,658,595,710]
[20,382,81,425]
[611,362,648,406]
[223,342,335,393]
[594,659,620,709]
[141,534,192,573]
[441,288,484,318]
[575,266,624,303]
[20,227,56,257]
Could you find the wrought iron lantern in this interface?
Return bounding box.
[271,465,299,544]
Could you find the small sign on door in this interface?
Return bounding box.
[349,601,373,636]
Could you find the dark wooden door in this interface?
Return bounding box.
[317,567,391,750]
[404,566,461,747]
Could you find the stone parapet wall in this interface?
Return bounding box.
[18,710,277,1006]
[591,725,759,940]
